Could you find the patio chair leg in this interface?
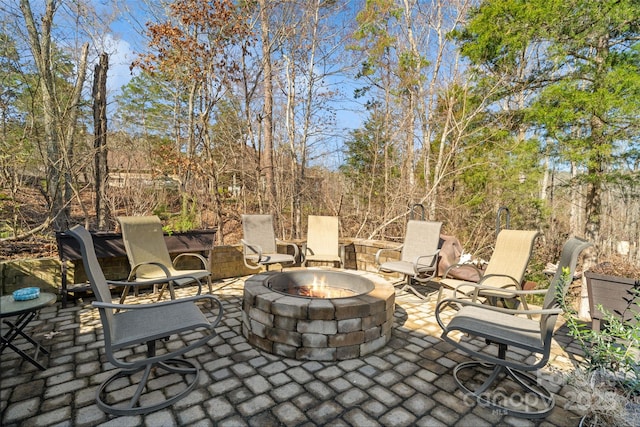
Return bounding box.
[452,360,554,418]
[96,358,199,416]
[396,277,430,300]
[207,276,213,295]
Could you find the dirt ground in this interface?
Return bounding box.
[0,185,242,260]
[1,186,58,260]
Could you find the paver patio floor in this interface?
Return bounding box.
[1,276,589,426]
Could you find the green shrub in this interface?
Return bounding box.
[557,268,640,395]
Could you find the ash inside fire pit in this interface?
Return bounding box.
[267,270,374,298]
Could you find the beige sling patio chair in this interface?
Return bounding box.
[436,229,540,307]
[435,236,592,417]
[118,216,213,302]
[375,220,442,299]
[302,215,344,268]
[67,225,223,416]
[241,214,299,270]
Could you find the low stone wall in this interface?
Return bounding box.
[346,238,400,273]
[207,239,404,281]
[0,238,402,296]
[209,244,264,279]
[0,258,60,295]
[0,256,133,296]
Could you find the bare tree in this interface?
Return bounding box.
[93,52,109,230]
[19,0,89,232]
[278,0,352,237]
[259,0,277,213]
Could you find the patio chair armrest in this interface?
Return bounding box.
[127,261,172,281]
[94,292,211,309]
[241,239,263,257]
[456,281,549,301]
[414,249,440,271]
[477,273,520,287]
[173,252,210,271]
[276,239,300,259]
[300,242,308,264]
[375,244,404,266]
[125,261,204,295]
[457,283,549,296]
[107,273,203,290]
[240,239,264,270]
[471,273,521,299]
[435,297,562,330]
[301,242,313,265]
[450,275,518,301]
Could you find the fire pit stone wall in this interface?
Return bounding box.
[242,269,395,361]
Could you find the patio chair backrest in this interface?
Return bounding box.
[307,215,340,256]
[481,230,539,288]
[66,225,116,340]
[118,216,173,280]
[401,220,443,265]
[540,237,592,334]
[242,214,277,253]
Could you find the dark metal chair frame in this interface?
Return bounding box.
[67,225,223,416]
[435,237,592,418]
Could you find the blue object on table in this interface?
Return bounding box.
[12,287,40,301]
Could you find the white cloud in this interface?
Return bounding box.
[103,34,138,95]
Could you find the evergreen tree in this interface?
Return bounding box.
[455,0,640,247]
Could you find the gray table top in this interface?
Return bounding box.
[0,292,57,318]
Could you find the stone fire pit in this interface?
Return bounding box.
[242,268,395,361]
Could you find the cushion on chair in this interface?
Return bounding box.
[437,234,466,277]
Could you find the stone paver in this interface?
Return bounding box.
[1,277,587,426]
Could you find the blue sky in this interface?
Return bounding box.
[99,40,362,170]
[98,0,365,155]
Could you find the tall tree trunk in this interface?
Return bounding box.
[579,35,609,319]
[284,54,301,238]
[540,154,549,201]
[239,42,262,212]
[259,0,277,213]
[93,53,109,230]
[432,94,454,216]
[425,2,446,219]
[401,0,418,192]
[292,0,322,239]
[570,161,580,235]
[20,0,60,226]
[184,81,199,192]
